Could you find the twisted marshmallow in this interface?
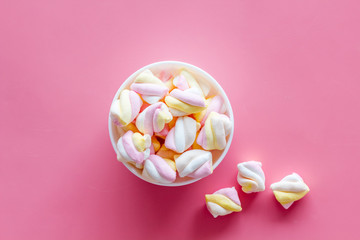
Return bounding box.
[194,95,226,125]
[175,149,213,179]
[116,130,151,168]
[173,70,210,97]
[130,69,169,104]
[205,187,242,218]
[156,144,177,160]
[110,89,142,126]
[151,136,161,153]
[136,102,173,136]
[142,155,176,184]
[237,161,265,193]
[165,117,200,153]
[157,70,174,91]
[165,88,206,116]
[196,112,232,150]
[270,173,310,209]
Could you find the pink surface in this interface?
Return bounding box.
[1,0,360,239]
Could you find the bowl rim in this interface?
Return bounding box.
[108,60,234,186]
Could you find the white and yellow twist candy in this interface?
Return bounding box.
[175,149,213,179]
[116,130,151,168]
[205,187,242,218]
[164,116,201,153]
[237,161,265,193]
[196,112,232,150]
[270,173,310,209]
[130,69,169,104]
[110,89,142,126]
[136,102,173,136]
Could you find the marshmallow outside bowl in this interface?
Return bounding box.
[108,61,234,186]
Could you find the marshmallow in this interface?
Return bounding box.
[173,70,210,97]
[191,133,204,150]
[173,74,188,90]
[205,187,242,218]
[117,122,141,137]
[117,130,151,168]
[165,88,206,116]
[167,117,177,129]
[136,102,173,136]
[165,117,201,153]
[142,155,177,184]
[175,149,213,179]
[116,122,139,137]
[154,124,170,139]
[196,112,232,150]
[270,173,310,209]
[110,89,142,126]
[157,70,173,82]
[194,95,226,125]
[151,136,161,153]
[156,144,177,160]
[237,161,265,193]
[157,70,174,91]
[130,69,169,104]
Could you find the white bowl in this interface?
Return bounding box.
[109,61,234,186]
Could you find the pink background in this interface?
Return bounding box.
[1,0,360,239]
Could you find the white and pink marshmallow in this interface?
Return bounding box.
[116,130,151,168]
[165,87,206,117]
[173,70,210,97]
[130,69,169,104]
[165,117,201,153]
[136,102,173,136]
[175,149,213,179]
[142,155,177,184]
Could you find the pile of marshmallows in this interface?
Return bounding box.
[205,161,310,218]
[110,69,232,184]
[110,68,310,218]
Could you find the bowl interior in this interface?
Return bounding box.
[109,61,234,186]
